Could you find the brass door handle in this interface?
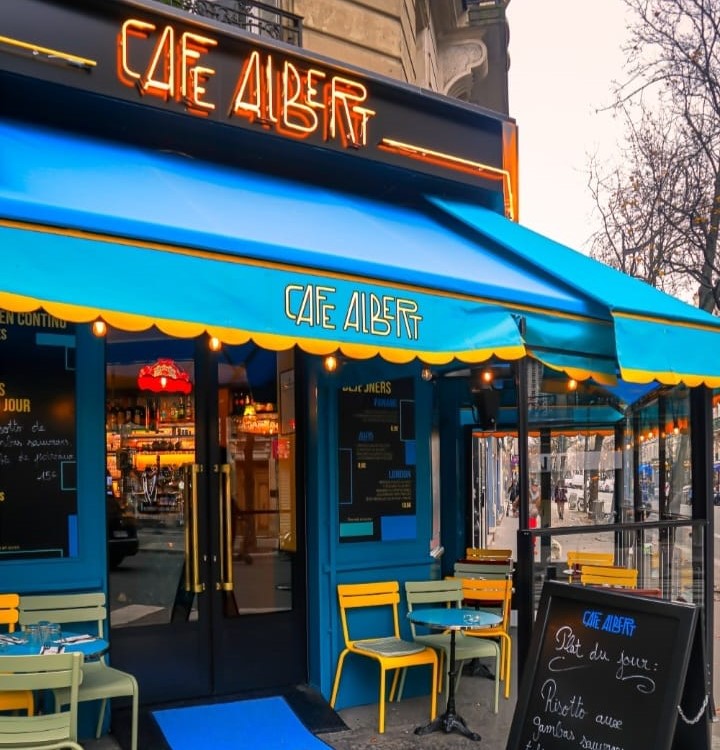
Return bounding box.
[216,463,233,591]
[183,463,205,593]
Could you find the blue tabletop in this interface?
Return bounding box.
[407,607,502,631]
[0,631,108,659]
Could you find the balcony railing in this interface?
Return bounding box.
[164,0,303,46]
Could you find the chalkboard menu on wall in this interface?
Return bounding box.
[338,377,416,542]
[507,581,709,750]
[0,311,77,559]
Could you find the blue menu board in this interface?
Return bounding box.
[337,377,416,542]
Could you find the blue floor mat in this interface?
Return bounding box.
[152,695,333,750]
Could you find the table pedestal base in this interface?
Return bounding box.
[414,710,481,741]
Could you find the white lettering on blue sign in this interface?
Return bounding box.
[284,284,422,341]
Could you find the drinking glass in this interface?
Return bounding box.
[37,620,51,647]
[46,623,62,645]
[26,623,42,650]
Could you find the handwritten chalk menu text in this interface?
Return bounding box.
[338,377,415,542]
[0,311,77,559]
[507,581,699,750]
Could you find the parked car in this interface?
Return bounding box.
[568,473,585,489]
[107,494,139,569]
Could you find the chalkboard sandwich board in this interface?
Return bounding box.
[507,581,710,750]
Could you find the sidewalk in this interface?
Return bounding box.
[83,649,518,749]
[85,511,720,749]
[85,634,720,750]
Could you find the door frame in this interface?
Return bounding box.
[109,336,308,703]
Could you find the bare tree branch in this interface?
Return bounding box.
[589,0,720,314]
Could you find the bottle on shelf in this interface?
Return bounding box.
[159,397,168,424]
[125,400,134,426]
[147,399,157,431]
[107,402,118,432]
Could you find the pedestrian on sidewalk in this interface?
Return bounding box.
[554,482,567,520]
[508,478,519,516]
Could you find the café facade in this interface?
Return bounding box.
[1,0,720,721]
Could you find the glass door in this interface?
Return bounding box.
[207,341,304,695]
[106,332,305,703]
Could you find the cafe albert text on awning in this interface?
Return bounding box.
[2,117,720,387]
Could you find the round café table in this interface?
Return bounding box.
[0,631,108,660]
[407,607,502,742]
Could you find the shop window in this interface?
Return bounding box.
[0,309,78,561]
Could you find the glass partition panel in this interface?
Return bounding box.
[528,521,704,612]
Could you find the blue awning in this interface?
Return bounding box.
[1,119,719,385]
[432,198,720,386]
[0,118,600,368]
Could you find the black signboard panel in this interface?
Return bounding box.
[0,0,511,195]
[338,377,416,542]
[0,312,77,559]
[507,581,709,750]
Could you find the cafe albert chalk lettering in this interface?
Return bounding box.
[0,311,77,559]
[507,581,709,750]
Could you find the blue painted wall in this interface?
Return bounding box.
[306,357,444,708]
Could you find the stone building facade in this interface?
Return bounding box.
[290,0,510,112]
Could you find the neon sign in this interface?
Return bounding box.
[118,18,376,145]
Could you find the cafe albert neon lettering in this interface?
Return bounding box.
[119,19,217,115]
[230,50,375,146]
[119,19,376,146]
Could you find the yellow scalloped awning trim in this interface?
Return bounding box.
[0,291,527,366]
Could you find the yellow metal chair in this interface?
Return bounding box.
[465,547,512,561]
[580,564,638,588]
[19,592,139,750]
[0,652,83,749]
[0,593,34,716]
[330,581,438,734]
[400,579,500,712]
[459,577,514,699]
[566,550,614,580]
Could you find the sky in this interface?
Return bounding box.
[506,0,631,253]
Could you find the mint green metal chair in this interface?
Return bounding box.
[0,652,83,749]
[19,592,138,750]
[398,579,501,712]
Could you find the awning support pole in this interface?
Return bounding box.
[514,317,533,680]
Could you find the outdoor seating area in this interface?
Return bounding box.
[0,591,139,750]
[331,572,514,736]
